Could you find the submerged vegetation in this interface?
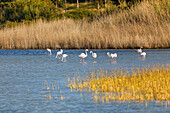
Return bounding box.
[68,65,170,105]
[41,80,66,100]
[0,0,169,49]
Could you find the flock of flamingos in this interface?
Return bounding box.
[46,47,146,62]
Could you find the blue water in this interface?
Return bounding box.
[0,49,169,113]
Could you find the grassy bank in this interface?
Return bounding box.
[0,0,169,49]
[68,65,170,104]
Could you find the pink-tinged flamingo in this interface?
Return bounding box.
[90,51,97,61]
[61,54,68,62]
[56,49,63,58]
[107,52,117,61]
[46,48,52,55]
[79,49,88,62]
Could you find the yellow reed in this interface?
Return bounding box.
[68,65,170,103]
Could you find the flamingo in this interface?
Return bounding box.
[56,49,63,58]
[61,54,68,62]
[107,52,117,61]
[79,49,88,62]
[136,47,143,57]
[46,48,52,55]
[90,51,97,61]
[141,52,146,59]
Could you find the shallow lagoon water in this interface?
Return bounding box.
[0,49,169,113]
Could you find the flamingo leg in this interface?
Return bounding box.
[59,55,62,59]
[111,58,116,62]
[47,51,49,55]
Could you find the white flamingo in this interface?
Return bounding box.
[56,49,63,58]
[79,49,88,62]
[141,52,146,59]
[107,52,117,61]
[46,48,52,55]
[136,47,143,57]
[90,51,97,61]
[61,54,68,62]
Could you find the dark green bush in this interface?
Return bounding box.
[0,0,58,25]
[64,9,97,20]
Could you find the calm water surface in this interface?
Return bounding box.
[0,49,169,113]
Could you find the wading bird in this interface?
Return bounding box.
[79,49,88,62]
[136,47,143,57]
[107,52,117,61]
[90,51,97,61]
[56,49,63,58]
[46,48,52,55]
[61,54,68,62]
[141,52,146,59]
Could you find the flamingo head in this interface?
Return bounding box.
[90,51,92,53]
[107,52,110,55]
[85,49,88,51]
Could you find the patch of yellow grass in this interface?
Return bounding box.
[68,65,170,103]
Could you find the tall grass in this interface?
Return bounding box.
[0,0,169,49]
[68,65,170,104]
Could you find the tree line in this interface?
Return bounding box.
[0,0,139,28]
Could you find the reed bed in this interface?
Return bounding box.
[68,65,170,105]
[0,0,169,49]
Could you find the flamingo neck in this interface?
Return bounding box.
[108,53,110,57]
[85,51,88,56]
[140,47,143,51]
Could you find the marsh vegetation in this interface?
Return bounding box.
[0,0,169,49]
[68,65,170,106]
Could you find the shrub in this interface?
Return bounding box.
[64,9,97,20]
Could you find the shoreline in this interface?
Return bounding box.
[0,48,169,50]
